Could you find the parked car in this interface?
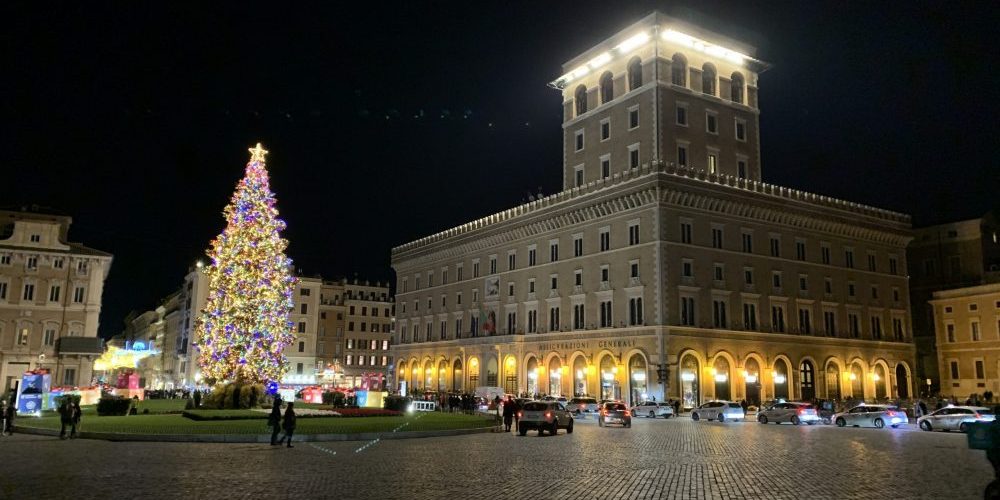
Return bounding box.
[757,402,821,425]
[691,401,745,422]
[598,401,632,428]
[833,404,907,429]
[566,397,600,414]
[542,395,569,405]
[918,406,995,432]
[631,401,675,419]
[518,401,574,436]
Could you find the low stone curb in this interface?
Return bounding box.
[12,425,495,443]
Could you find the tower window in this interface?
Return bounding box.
[574,85,588,116]
[599,71,614,104]
[702,63,716,96]
[627,57,642,90]
[731,72,745,103]
[671,53,687,86]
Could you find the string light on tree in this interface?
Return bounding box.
[195,142,296,386]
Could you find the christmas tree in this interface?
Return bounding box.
[196,143,296,386]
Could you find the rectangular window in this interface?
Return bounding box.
[825,278,833,294]
[62,368,76,386]
[849,313,860,338]
[550,241,559,262]
[946,323,955,342]
[473,261,480,278]
[630,262,639,279]
[629,145,640,169]
[867,254,877,272]
[527,310,536,333]
[528,279,535,294]
[821,245,831,265]
[711,227,723,249]
[713,263,724,282]
[682,260,693,278]
[17,328,29,345]
[871,316,882,339]
[680,297,696,326]
[628,107,639,129]
[600,119,610,141]
[508,253,516,271]
[300,288,311,296]
[799,275,808,292]
[0,282,7,300]
[490,256,497,274]
[508,283,515,297]
[771,305,786,332]
[600,229,610,251]
[297,321,306,333]
[26,256,38,270]
[742,231,753,253]
[707,153,718,174]
[972,321,981,341]
[573,303,585,329]
[44,328,56,346]
[712,300,727,328]
[629,297,644,326]
[53,258,64,269]
[737,160,747,179]
[948,361,959,379]
[680,221,692,244]
[871,286,879,300]
[457,266,464,281]
[0,255,9,265]
[300,303,308,314]
[549,307,560,331]
[575,167,584,187]
[528,248,537,266]
[574,130,584,151]
[735,118,746,141]
[889,257,898,275]
[23,283,35,301]
[848,282,856,297]
[824,311,836,336]
[297,363,304,374]
[600,300,613,328]
[298,341,305,353]
[798,308,811,334]
[893,318,904,340]
[769,237,781,257]
[772,271,782,289]
[677,145,688,166]
[573,236,583,257]
[49,285,61,302]
[744,268,754,285]
[743,303,757,330]
[845,249,855,268]
[628,223,640,246]
[574,270,583,286]
[976,360,985,379]
[601,266,610,283]
[507,312,517,334]
[676,104,688,126]
[795,241,806,261]
[706,112,717,134]
[601,155,610,178]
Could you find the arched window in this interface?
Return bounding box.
[730,72,745,103]
[573,356,588,396]
[627,57,642,90]
[702,63,716,96]
[629,354,647,406]
[799,360,815,400]
[679,354,699,408]
[599,71,614,104]
[671,53,687,86]
[773,359,789,400]
[895,363,910,399]
[574,85,588,116]
[548,357,563,396]
[826,362,842,400]
[713,357,731,401]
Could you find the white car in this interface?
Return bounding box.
[832,404,907,429]
[518,401,575,436]
[757,402,821,425]
[918,406,995,432]
[691,401,745,422]
[631,401,675,419]
[566,397,600,414]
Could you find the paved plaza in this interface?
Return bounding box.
[0,416,992,499]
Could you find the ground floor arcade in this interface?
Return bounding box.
[390,326,916,408]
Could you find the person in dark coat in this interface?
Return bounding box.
[502,396,514,432]
[71,402,82,438]
[58,400,73,439]
[268,402,282,445]
[512,398,521,431]
[279,402,297,448]
[4,398,15,435]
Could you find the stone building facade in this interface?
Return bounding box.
[390,12,917,408]
[0,207,112,393]
[930,283,1000,398]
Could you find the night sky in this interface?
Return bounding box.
[3,1,997,338]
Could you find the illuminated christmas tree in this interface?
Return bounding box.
[196,143,296,386]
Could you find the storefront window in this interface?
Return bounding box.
[680,355,699,409]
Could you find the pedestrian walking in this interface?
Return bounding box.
[512,398,521,432]
[58,400,73,439]
[4,398,15,435]
[268,401,282,445]
[279,402,296,448]
[0,400,6,437]
[502,396,514,432]
[71,401,82,438]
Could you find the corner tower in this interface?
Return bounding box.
[551,12,768,191]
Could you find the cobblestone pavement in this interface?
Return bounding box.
[0,415,991,499]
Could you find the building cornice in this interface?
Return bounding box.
[392,162,911,266]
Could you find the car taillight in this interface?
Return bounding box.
[517,411,522,418]
[885,410,898,417]
[975,413,983,419]
[545,411,552,419]
[797,408,805,414]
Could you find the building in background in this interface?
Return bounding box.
[907,212,1000,393]
[391,12,917,407]
[124,266,392,390]
[0,206,112,393]
[930,283,1000,399]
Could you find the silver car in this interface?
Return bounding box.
[566,397,600,414]
[918,406,995,432]
[833,404,907,429]
[757,402,821,425]
[518,401,575,436]
[631,401,675,419]
[691,401,745,422]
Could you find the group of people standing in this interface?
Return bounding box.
[57,399,82,439]
[500,396,521,432]
[267,398,296,447]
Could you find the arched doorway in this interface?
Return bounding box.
[453,359,463,392]
[424,361,433,390]
[773,359,789,400]
[895,363,910,399]
[525,357,539,396]
[548,357,563,396]
[573,356,588,396]
[486,357,498,387]
[468,357,480,392]
[438,360,448,392]
[600,355,619,401]
[874,364,887,400]
[850,362,864,399]
[629,354,647,406]
[411,364,420,391]
[680,354,699,409]
[503,356,518,394]
[744,358,761,405]
[800,360,816,401]
[826,362,842,400]
[713,357,731,401]
[398,362,407,392]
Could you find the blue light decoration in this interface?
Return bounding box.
[266,381,279,395]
